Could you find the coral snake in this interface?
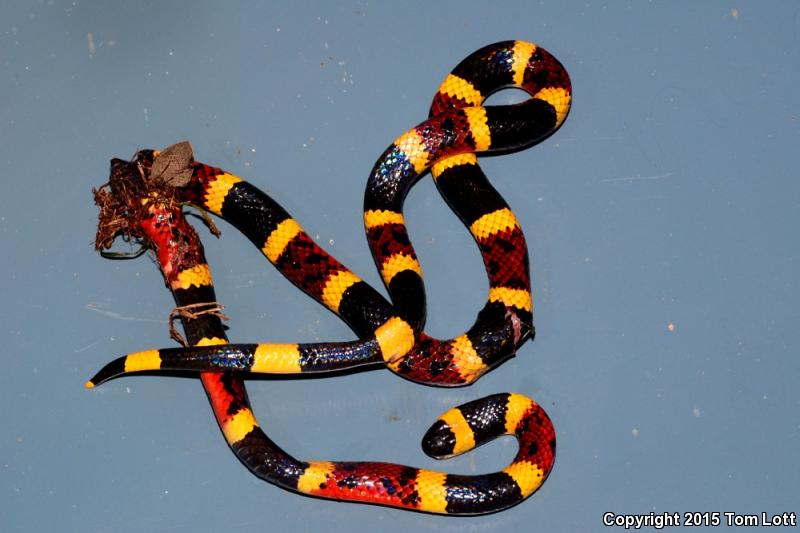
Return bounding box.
[88,40,571,515]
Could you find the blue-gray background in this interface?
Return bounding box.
[1,1,797,531]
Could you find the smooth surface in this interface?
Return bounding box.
[1,1,798,531]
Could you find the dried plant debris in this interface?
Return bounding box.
[149,141,195,188]
[93,141,196,252]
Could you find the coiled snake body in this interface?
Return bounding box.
[89,40,571,515]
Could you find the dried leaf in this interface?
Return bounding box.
[150,141,194,187]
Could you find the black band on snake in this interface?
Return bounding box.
[89,40,571,514]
